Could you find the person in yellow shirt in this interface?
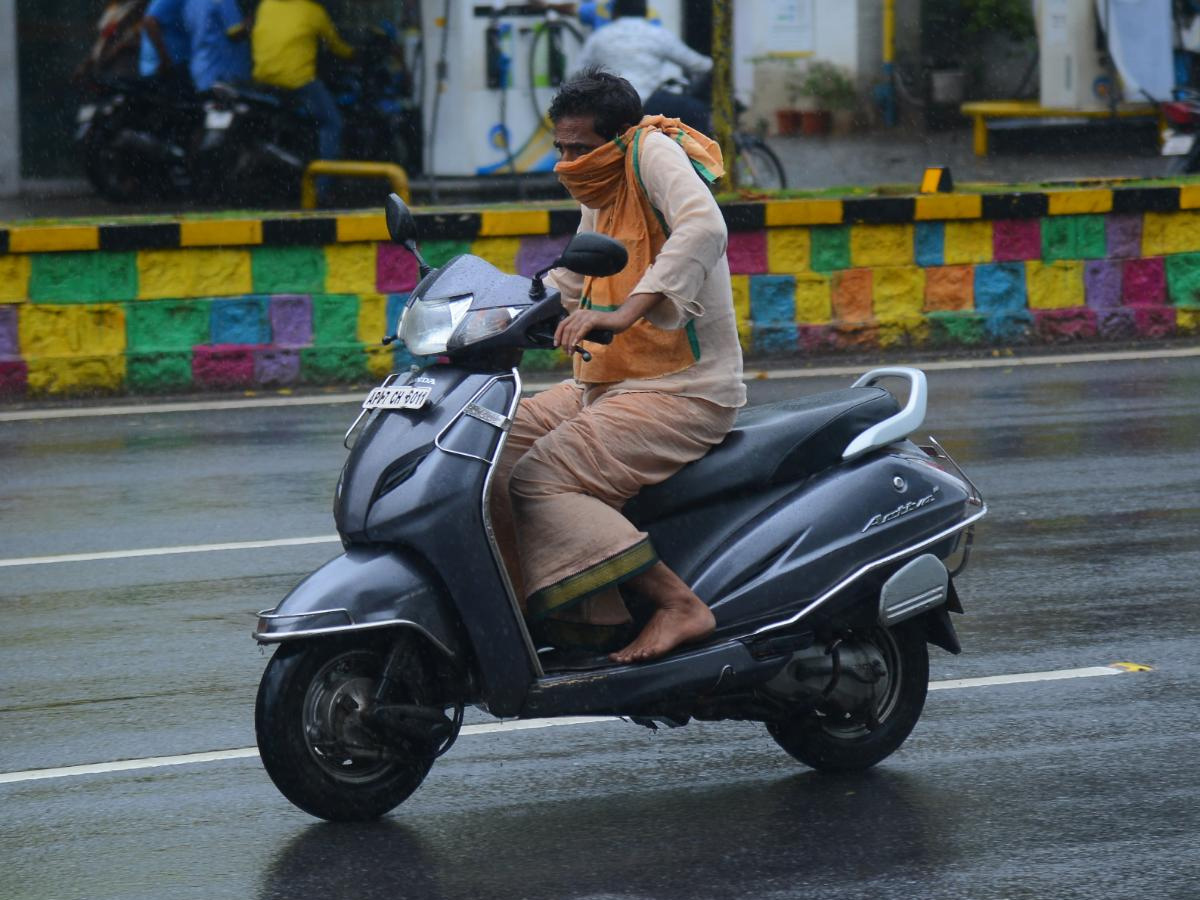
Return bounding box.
[252,0,354,182]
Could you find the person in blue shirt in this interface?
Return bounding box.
[139,0,192,83]
[184,0,251,92]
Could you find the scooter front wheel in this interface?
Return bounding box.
[766,621,928,772]
[255,633,437,821]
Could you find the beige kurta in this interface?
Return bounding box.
[490,130,746,651]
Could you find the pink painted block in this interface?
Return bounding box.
[377,242,419,292]
[1034,307,1097,342]
[799,325,838,354]
[0,359,28,395]
[193,343,260,389]
[516,235,572,278]
[992,219,1041,262]
[1122,257,1166,306]
[727,231,767,275]
[1133,306,1175,338]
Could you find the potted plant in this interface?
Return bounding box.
[795,60,858,135]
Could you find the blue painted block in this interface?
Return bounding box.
[749,275,796,323]
[211,296,270,345]
[984,309,1033,342]
[973,263,1027,314]
[752,322,799,356]
[914,223,944,268]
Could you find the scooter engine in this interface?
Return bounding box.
[762,640,888,718]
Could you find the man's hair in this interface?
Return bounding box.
[612,0,648,17]
[547,67,643,139]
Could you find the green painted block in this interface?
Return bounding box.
[29,251,138,302]
[125,299,210,352]
[251,246,326,294]
[127,351,194,393]
[1166,252,1200,305]
[311,294,360,345]
[810,226,850,272]
[1041,217,1074,260]
[928,311,986,346]
[519,349,568,372]
[1042,215,1105,261]
[1076,215,1106,259]
[300,343,368,383]
[421,240,472,269]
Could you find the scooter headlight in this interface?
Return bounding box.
[398,295,524,356]
[398,295,473,356]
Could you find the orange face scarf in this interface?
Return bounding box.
[554,115,724,383]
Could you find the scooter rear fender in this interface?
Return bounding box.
[253,547,464,663]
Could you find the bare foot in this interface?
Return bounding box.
[609,594,715,664]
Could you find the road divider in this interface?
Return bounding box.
[0,664,1150,787]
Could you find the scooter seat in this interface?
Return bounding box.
[625,386,899,522]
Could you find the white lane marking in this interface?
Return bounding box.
[4,345,1199,422]
[0,535,342,569]
[0,666,1143,786]
[927,665,1123,691]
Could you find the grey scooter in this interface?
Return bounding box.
[252,195,987,821]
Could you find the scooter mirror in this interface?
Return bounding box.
[554,233,628,277]
[384,193,417,244]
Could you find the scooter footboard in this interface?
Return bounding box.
[253,547,463,660]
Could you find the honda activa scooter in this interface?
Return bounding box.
[253,195,987,822]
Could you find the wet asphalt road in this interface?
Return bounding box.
[2,355,1199,900]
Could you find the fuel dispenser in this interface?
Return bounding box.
[418,0,681,177]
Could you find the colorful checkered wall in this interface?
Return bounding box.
[2,188,1200,397]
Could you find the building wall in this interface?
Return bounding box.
[0,0,19,195]
[1,187,1199,398]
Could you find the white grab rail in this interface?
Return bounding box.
[841,367,928,461]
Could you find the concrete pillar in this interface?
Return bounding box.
[0,0,19,197]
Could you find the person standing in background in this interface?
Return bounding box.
[185,0,251,92]
[252,0,355,166]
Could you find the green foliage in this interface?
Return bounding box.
[962,0,1035,39]
[793,61,858,111]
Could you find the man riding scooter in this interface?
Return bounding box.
[490,68,745,664]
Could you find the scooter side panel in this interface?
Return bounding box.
[254,548,463,660]
[647,450,973,631]
[335,367,536,716]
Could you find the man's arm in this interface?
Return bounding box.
[221,0,250,42]
[142,15,173,69]
[658,29,712,77]
[315,5,355,59]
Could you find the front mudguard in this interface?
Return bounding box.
[253,547,464,662]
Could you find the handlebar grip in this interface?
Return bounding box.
[584,329,613,345]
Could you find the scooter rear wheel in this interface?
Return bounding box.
[255,633,436,821]
[766,621,928,772]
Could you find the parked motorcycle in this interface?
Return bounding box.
[252,194,987,821]
[195,27,420,202]
[1161,90,1200,175]
[75,75,203,201]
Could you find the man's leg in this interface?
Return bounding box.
[510,390,735,661]
[489,382,583,606]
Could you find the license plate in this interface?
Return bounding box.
[76,105,96,124]
[1162,132,1195,156]
[362,384,431,411]
[205,108,234,130]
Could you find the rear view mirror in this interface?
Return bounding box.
[554,233,628,277]
[384,193,417,244]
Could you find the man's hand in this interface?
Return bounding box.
[553,291,666,354]
[554,308,627,355]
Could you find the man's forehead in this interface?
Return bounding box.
[554,115,603,142]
